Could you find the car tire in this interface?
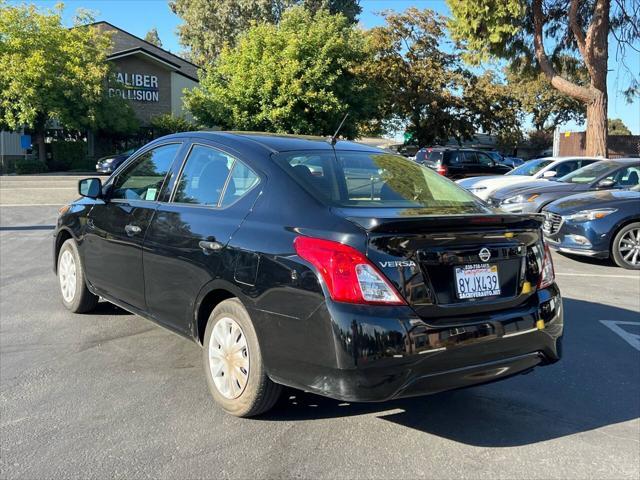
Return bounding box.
[202,298,282,417]
[57,239,99,313]
[611,222,640,270]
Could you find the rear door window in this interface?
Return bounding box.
[476,152,494,166]
[173,145,233,206]
[462,151,478,164]
[220,161,260,207]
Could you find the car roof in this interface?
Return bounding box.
[160,131,383,154]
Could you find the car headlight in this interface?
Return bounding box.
[564,208,617,222]
[103,158,116,164]
[502,193,539,204]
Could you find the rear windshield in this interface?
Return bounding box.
[273,150,483,210]
[508,158,553,176]
[559,161,616,184]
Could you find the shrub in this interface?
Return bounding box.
[15,158,47,174]
[50,141,87,171]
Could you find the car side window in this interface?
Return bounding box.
[220,160,260,207]
[477,152,493,166]
[111,143,181,201]
[447,151,462,164]
[462,151,478,164]
[607,166,640,187]
[555,161,579,177]
[173,145,235,206]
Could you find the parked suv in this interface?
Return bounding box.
[417,148,512,179]
[54,132,563,417]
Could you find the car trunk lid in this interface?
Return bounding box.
[335,208,545,323]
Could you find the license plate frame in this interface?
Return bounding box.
[455,264,501,299]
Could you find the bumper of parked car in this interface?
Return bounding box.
[95,162,115,174]
[544,221,610,259]
[260,286,563,402]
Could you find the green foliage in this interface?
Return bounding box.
[447,0,527,65]
[506,59,587,131]
[462,70,524,149]
[608,118,632,136]
[170,0,361,64]
[527,129,553,151]
[364,9,532,148]
[15,158,47,174]
[0,2,112,132]
[150,114,198,136]
[185,7,377,138]
[144,27,162,47]
[50,141,88,171]
[93,91,140,136]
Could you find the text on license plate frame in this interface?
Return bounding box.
[455,264,501,299]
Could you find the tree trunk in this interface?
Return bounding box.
[35,127,46,164]
[585,88,608,157]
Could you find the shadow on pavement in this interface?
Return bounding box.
[260,297,640,447]
[0,225,55,231]
[92,300,132,316]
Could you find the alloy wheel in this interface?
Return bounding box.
[618,228,640,267]
[208,317,250,399]
[59,250,77,303]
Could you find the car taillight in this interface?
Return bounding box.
[538,241,555,289]
[293,236,405,305]
[436,163,448,176]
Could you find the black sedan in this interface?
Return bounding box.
[491,159,640,213]
[542,185,640,269]
[54,132,563,417]
[95,148,134,174]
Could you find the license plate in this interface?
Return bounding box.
[455,264,500,299]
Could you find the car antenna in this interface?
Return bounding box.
[328,113,349,146]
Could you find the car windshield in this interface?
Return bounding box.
[273,150,483,212]
[508,159,553,176]
[559,160,617,184]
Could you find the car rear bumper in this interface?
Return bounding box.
[262,286,563,402]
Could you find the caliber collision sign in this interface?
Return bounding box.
[109,72,160,102]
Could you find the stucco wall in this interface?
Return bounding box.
[110,56,173,125]
[171,72,198,120]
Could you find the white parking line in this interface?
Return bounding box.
[600,321,640,351]
[556,273,640,279]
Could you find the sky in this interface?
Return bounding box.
[22,0,640,134]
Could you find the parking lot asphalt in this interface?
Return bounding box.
[1,177,639,480]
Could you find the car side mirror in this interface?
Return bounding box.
[596,178,616,189]
[542,170,557,178]
[79,178,102,199]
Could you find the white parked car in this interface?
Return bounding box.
[456,157,601,200]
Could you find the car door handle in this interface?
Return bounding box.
[124,224,142,236]
[199,240,223,253]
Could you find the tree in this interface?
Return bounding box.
[462,70,524,150]
[364,8,493,147]
[170,0,361,65]
[447,0,640,157]
[144,27,162,47]
[608,118,632,135]
[185,7,377,138]
[150,113,198,136]
[506,57,587,131]
[0,2,117,162]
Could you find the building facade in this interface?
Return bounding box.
[95,21,199,125]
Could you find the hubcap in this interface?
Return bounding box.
[208,317,249,399]
[618,228,640,266]
[59,250,77,303]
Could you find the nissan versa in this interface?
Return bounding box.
[54,132,563,417]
